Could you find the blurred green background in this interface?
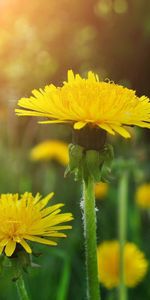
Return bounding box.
[0,0,150,299]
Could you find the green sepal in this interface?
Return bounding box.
[100,144,114,180]
[85,150,102,182]
[8,251,32,280]
[65,143,114,183]
[30,262,41,268]
[65,144,84,177]
[74,164,84,181]
[85,145,114,182]
[16,251,31,273]
[17,251,40,271]
[32,251,42,257]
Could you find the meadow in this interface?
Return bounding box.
[0,1,150,299]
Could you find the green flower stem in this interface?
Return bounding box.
[12,259,30,300]
[56,257,70,300]
[118,171,128,300]
[83,176,100,300]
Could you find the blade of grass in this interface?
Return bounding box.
[56,258,71,300]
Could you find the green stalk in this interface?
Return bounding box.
[118,171,128,300]
[56,258,70,300]
[12,259,30,300]
[83,176,100,300]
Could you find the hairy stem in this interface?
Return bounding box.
[83,177,100,300]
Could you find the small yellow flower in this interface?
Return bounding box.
[16,70,150,138]
[30,140,69,166]
[0,192,73,257]
[135,183,150,209]
[97,241,148,289]
[95,182,109,199]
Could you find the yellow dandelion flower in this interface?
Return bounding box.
[0,192,73,257]
[135,183,150,209]
[97,241,148,289]
[95,182,109,199]
[30,140,69,166]
[15,70,150,139]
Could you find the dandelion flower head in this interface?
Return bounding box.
[135,183,150,209]
[30,140,69,166]
[16,70,150,139]
[0,192,73,257]
[97,241,148,289]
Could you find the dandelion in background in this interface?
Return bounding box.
[135,183,150,209]
[95,182,109,199]
[0,192,73,257]
[30,140,69,166]
[97,241,148,289]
